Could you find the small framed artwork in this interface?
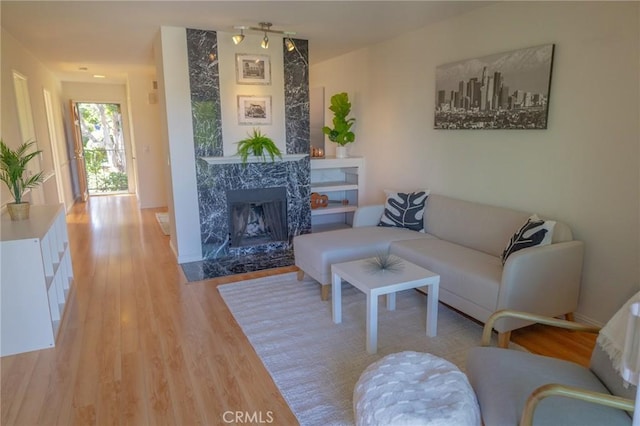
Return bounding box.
[236,54,271,85]
[238,95,272,125]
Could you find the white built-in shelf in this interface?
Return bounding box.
[310,156,364,231]
[201,154,308,165]
[311,181,359,192]
[312,204,358,216]
[310,155,364,169]
[1,204,74,357]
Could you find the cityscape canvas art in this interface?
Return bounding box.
[434,44,555,129]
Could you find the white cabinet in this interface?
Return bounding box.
[1,204,73,356]
[310,156,365,232]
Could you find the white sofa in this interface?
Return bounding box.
[294,194,584,343]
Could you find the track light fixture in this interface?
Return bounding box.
[232,28,245,45]
[231,22,297,51]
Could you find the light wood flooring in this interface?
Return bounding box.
[1,195,596,425]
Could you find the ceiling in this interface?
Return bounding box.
[1,1,490,84]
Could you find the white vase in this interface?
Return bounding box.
[335,146,348,159]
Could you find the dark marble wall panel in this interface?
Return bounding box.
[186,29,223,157]
[284,38,310,155]
[282,38,312,243]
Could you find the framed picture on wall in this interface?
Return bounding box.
[434,43,555,130]
[238,95,272,125]
[236,54,271,85]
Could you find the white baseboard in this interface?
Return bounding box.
[574,312,604,328]
[170,239,178,260]
[171,241,203,264]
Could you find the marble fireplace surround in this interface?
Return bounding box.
[181,156,311,281]
[182,29,310,281]
[197,156,310,257]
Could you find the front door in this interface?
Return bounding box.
[75,102,129,195]
[70,101,88,202]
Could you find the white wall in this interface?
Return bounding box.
[1,29,73,211]
[309,48,371,159]
[126,72,167,208]
[218,32,286,155]
[155,26,202,263]
[311,1,640,324]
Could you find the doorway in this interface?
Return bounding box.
[75,102,130,195]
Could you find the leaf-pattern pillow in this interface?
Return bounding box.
[378,191,429,232]
[501,214,556,265]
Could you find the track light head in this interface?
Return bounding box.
[232,32,245,45]
[232,26,246,45]
[285,38,295,52]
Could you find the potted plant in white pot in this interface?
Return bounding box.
[322,92,356,158]
[0,140,44,221]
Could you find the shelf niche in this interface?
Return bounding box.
[310,156,364,233]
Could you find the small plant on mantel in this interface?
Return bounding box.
[236,128,282,165]
[0,139,45,220]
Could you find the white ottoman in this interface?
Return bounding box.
[353,351,481,426]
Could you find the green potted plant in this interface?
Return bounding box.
[0,140,45,220]
[322,92,356,158]
[236,128,282,164]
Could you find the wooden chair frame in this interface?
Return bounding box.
[481,309,634,426]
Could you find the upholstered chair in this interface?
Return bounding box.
[467,307,637,425]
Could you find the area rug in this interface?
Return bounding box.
[155,212,170,235]
[218,272,507,426]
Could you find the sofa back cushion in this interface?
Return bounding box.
[551,221,573,243]
[424,194,532,258]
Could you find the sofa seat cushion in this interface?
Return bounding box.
[467,347,632,426]
[293,227,434,284]
[389,238,502,313]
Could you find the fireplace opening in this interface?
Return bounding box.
[227,187,288,248]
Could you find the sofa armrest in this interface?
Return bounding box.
[352,204,384,227]
[494,240,585,333]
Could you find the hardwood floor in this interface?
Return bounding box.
[1,195,596,425]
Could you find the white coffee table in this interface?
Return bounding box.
[331,257,440,354]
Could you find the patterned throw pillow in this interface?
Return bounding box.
[378,190,429,232]
[501,214,556,265]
